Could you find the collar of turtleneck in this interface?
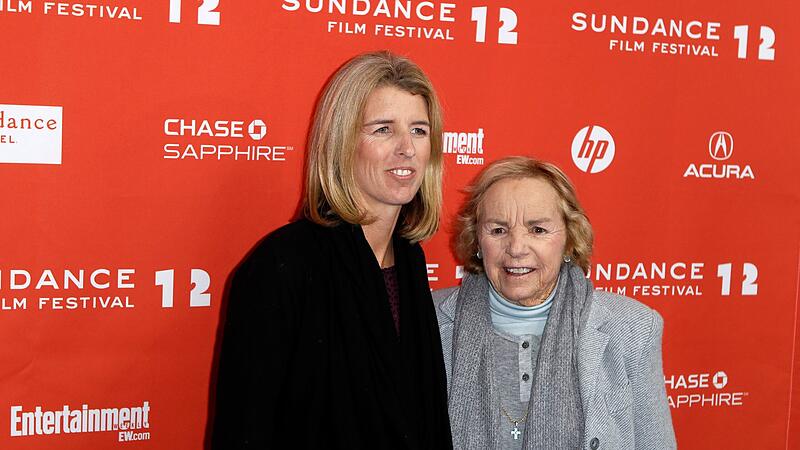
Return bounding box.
[488,276,557,337]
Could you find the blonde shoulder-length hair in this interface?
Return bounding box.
[302,50,443,243]
[453,156,594,273]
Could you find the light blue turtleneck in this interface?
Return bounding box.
[488,278,556,337]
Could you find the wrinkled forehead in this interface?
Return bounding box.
[477,176,565,223]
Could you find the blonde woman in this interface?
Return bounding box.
[211,51,452,449]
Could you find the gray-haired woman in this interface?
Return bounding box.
[434,156,676,449]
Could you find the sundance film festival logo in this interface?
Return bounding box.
[0,104,62,165]
[571,125,615,173]
[282,1,519,45]
[590,261,705,298]
[683,131,754,180]
[590,260,758,298]
[570,12,777,63]
[0,267,213,312]
[665,370,748,409]
[0,268,136,311]
[0,1,142,21]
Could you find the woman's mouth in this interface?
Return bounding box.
[387,168,415,179]
[504,267,534,276]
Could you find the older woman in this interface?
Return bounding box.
[211,51,452,448]
[434,157,675,449]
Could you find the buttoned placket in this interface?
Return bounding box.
[517,335,537,402]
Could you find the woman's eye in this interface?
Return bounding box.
[532,226,547,234]
[374,126,390,134]
[411,127,429,136]
[490,227,506,236]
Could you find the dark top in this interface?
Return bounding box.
[382,266,400,335]
[211,219,452,449]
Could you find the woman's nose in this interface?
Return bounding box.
[396,132,416,158]
[505,230,529,258]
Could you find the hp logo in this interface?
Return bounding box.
[571,125,615,173]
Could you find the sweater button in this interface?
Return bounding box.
[590,437,600,449]
[521,373,529,382]
[522,341,529,349]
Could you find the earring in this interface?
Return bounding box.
[476,250,482,259]
[563,254,572,263]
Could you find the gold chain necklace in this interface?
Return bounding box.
[500,405,529,440]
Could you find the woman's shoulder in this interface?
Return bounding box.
[262,218,323,248]
[590,290,664,340]
[431,285,459,304]
[431,286,459,326]
[252,218,327,254]
[592,290,659,320]
[237,219,327,275]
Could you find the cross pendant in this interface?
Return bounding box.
[511,422,521,440]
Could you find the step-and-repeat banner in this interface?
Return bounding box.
[2,1,798,449]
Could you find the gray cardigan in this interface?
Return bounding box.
[433,286,677,449]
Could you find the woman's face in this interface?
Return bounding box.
[353,85,431,219]
[478,177,567,306]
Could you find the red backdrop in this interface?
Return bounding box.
[1,1,798,448]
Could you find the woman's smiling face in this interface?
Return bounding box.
[478,177,567,306]
[353,85,431,219]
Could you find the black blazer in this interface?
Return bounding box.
[211,219,452,449]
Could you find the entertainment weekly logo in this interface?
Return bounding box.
[281,0,519,45]
[442,128,485,166]
[0,267,213,313]
[664,371,748,409]
[0,1,142,22]
[683,131,755,180]
[162,117,295,162]
[0,104,62,165]
[570,11,777,63]
[10,401,151,442]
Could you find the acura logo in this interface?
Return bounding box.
[708,131,733,161]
